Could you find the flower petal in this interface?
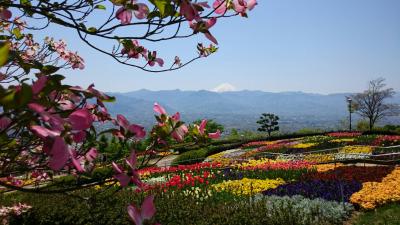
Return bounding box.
[48,137,69,171]
[69,109,94,131]
[141,195,156,220]
[127,204,143,225]
[153,102,167,115]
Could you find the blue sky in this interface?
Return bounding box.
[40,0,400,94]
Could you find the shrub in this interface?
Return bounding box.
[2,188,354,225]
[253,195,354,225]
[171,148,209,165]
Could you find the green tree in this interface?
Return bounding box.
[257,113,280,137]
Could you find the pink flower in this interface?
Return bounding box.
[199,119,207,134]
[133,3,150,19]
[125,150,137,170]
[172,112,180,121]
[116,114,146,139]
[233,0,257,16]
[85,148,98,162]
[116,7,133,25]
[172,124,189,142]
[69,53,85,70]
[208,130,221,139]
[0,8,12,20]
[145,51,164,67]
[48,137,69,171]
[189,18,218,44]
[69,149,85,172]
[180,0,200,21]
[174,56,182,67]
[116,1,149,24]
[213,0,227,14]
[112,150,143,188]
[117,114,130,129]
[127,195,156,225]
[128,124,146,139]
[121,40,146,59]
[0,116,11,131]
[153,102,167,115]
[69,109,94,131]
[72,131,86,143]
[30,125,61,139]
[32,76,48,94]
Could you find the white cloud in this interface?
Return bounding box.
[211,83,237,92]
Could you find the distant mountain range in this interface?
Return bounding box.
[104,90,400,132]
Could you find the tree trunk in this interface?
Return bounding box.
[369,118,373,131]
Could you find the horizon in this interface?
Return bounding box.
[110,86,400,96]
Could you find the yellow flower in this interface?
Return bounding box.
[292,143,317,149]
[340,146,373,154]
[212,178,285,196]
[314,163,344,172]
[303,153,334,163]
[329,138,355,143]
[350,167,400,209]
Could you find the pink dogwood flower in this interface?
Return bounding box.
[112,150,142,187]
[116,114,146,139]
[121,40,146,59]
[208,130,221,139]
[48,136,69,171]
[145,51,164,67]
[127,195,156,225]
[233,0,257,16]
[153,102,167,115]
[32,76,48,94]
[0,116,11,131]
[0,8,12,20]
[172,124,188,142]
[189,18,218,44]
[116,1,149,24]
[69,108,94,131]
[213,0,228,14]
[199,119,207,135]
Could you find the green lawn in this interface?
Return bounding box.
[352,203,400,225]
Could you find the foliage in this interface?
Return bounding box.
[1,189,354,225]
[257,113,280,137]
[356,120,371,131]
[171,148,209,165]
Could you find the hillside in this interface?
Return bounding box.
[105,90,400,132]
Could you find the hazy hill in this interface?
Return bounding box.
[105,90,400,132]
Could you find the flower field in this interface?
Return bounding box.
[1,133,400,224]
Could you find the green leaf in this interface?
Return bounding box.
[0,42,10,66]
[87,27,97,33]
[154,0,169,16]
[12,28,23,40]
[0,35,11,41]
[102,96,116,103]
[95,4,106,10]
[15,83,33,107]
[147,11,161,19]
[41,65,60,75]
[0,89,16,108]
